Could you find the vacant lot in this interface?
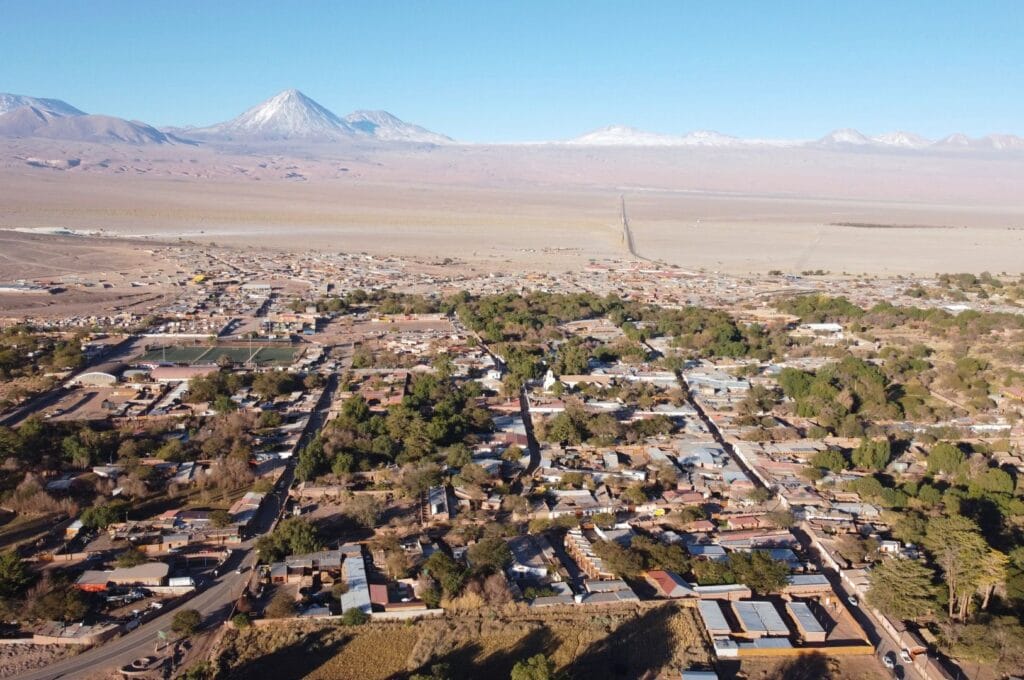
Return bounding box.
[725,653,888,680]
[213,602,711,679]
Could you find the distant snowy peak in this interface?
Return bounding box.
[872,130,932,148]
[568,125,797,148]
[932,132,1024,150]
[0,93,85,117]
[344,110,453,144]
[815,128,873,147]
[0,94,179,145]
[569,124,1024,152]
[198,89,355,139]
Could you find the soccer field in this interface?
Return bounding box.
[139,344,300,366]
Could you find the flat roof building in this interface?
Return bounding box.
[786,601,827,642]
[698,600,732,636]
[732,601,790,638]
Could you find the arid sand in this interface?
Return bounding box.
[1,141,1022,274]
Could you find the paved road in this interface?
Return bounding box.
[18,369,339,680]
[22,551,252,680]
[677,374,917,679]
[22,462,296,680]
[0,335,144,427]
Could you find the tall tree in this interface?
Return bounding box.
[976,549,1009,611]
[924,516,989,619]
[866,558,936,621]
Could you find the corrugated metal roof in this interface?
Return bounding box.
[786,601,825,634]
[698,600,730,633]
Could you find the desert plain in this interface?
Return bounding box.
[0,139,1022,275]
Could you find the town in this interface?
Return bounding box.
[0,236,1022,680]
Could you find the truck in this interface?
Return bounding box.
[168,576,196,588]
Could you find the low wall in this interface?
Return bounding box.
[736,643,873,658]
[371,608,444,621]
[33,625,121,646]
[39,551,94,563]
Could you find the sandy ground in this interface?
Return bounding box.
[0,644,73,678]
[1,141,1023,274]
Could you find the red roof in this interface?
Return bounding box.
[646,569,688,595]
[369,583,389,605]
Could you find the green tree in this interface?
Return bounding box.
[727,552,789,595]
[32,586,88,622]
[811,449,849,473]
[115,547,148,568]
[852,438,891,471]
[210,509,233,528]
[501,445,524,463]
[591,541,644,578]
[467,537,512,573]
[969,468,1014,495]
[295,435,328,482]
[79,501,129,529]
[423,551,467,597]
[212,395,237,413]
[0,550,34,599]
[867,558,937,621]
[766,509,796,529]
[924,515,990,619]
[255,517,322,562]
[928,442,965,475]
[511,653,557,680]
[976,549,1009,611]
[172,609,202,636]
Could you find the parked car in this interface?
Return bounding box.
[847,595,858,607]
[900,649,912,664]
[883,651,897,669]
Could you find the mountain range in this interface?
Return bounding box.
[0,89,453,146]
[0,89,1021,151]
[567,124,1024,151]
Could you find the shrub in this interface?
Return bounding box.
[172,609,202,636]
[341,608,368,625]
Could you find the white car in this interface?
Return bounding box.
[900,649,913,663]
[847,595,858,607]
[882,651,897,669]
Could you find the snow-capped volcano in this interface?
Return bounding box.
[0,93,85,117]
[190,90,452,144]
[195,89,356,140]
[344,110,452,144]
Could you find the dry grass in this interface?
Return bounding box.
[305,626,420,680]
[730,653,888,680]
[214,602,712,679]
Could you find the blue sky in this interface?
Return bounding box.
[2,1,1021,141]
